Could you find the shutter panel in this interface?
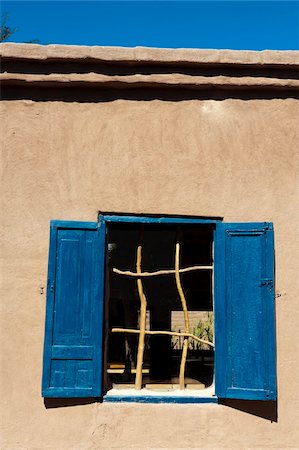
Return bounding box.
[214,222,276,400]
[42,220,105,398]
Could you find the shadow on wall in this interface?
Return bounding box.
[2,86,299,103]
[44,397,101,409]
[2,59,298,79]
[219,398,277,422]
[44,397,277,422]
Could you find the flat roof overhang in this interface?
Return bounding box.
[1,43,298,93]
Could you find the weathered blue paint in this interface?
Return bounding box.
[43,216,276,403]
[214,222,276,401]
[100,214,222,225]
[42,220,106,398]
[104,395,218,404]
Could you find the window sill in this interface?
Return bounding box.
[103,385,218,403]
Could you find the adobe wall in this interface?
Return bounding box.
[1,45,299,449]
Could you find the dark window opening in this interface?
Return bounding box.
[105,223,214,392]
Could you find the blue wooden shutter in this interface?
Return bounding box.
[214,222,276,400]
[42,220,106,398]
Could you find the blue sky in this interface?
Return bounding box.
[1,1,299,50]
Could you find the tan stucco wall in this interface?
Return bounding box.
[1,46,299,449]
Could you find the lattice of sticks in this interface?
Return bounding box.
[111,230,214,390]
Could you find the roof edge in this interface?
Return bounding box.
[1,43,299,67]
[1,73,298,90]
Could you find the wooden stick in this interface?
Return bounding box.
[135,237,147,390]
[111,327,214,348]
[113,265,212,277]
[180,339,189,389]
[175,241,190,390]
[175,243,190,333]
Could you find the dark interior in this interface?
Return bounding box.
[106,223,214,390]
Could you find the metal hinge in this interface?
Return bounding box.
[259,279,273,287]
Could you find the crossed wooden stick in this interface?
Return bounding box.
[111,235,214,390]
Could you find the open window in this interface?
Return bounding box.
[106,223,214,395]
[42,215,276,403]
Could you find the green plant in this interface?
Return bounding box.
[193,312,214,349]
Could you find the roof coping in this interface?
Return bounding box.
[1,43,299,67]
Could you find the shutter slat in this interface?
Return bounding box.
[51,346,94,359]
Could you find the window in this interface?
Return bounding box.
[106,223,214,397]
[42,215,276,403]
